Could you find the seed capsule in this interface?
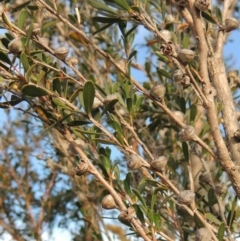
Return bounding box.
[234,129,240,141]
[37,37,49,49]
[102,194,117,210]
[179,125,196,141]
[227,70,238,81]
[54,46,69,60]
[74,158,89,176]
[127,154,142,170]
[173,69,184,82]
[195,228,211,241]
[215,183,227,195]
[160,30,172,42]
[199,172,211,184]
[150,84,166,100]
[178,190,195,206]
[194,0,209,11]
[181,74,191,88]
[160,42,176,56]
[26,23,41,35]
[8,38,22,54]
[170,111,187,124]
[118,207,135,221]
[178,49,195,63]
[66,56,78,67]
[150,156,168,172]
[225,17,239,32]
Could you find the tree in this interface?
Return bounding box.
[0,0,240,240]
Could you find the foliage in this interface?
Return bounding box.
[0,0,240,240]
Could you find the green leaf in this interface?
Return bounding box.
[53,78,62,96]
[83,81,95,116]
[20,52,29,72]
[134,95,144,111]
[0,52,11,65]
[0,98,23,108]
[42,20,58,31]
[101,99,118,117]
[27,5,39,11]
[100,155,111,175]
[128,50,137,61]
[206,212,222,225]
[215,7,222,23]
[190,104,197,122]
[126,97,132,113]
[67,120,91,126]
[217,223,225,241]
[93,17,122,23]
[75,128,102,135]
[93,22,114,35]
[182,142,189,162]
[11,1,31,13]
[155,51,168,62]
[227,196,237,227]
[18,9,29,29]
[2,11,12,28]
[151,194,157,210]
[124,173,132,195]
[134,204,145,224]
[132,188,147,209]
[88,0,117,15]
[182,34,190,48]
[69,87,82,103]
[22,84,49,97]
[92,138,115,144]
[68,14,77,24]
[26,63,37,82]
[125,25,138,38]
[25,24,33,47]
[157,68,171,79]
[52,98,73,111]
[202,11,218,24]
[111,0,132,12]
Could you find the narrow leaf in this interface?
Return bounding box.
[18,9,29,29]
[88,0,117,14]
[0,52,11,65]
[69,87,82,103]
[52,98,73,111]
[190,104,197,122]
[182,142,189,162]
[217,223,225,241]
[53,78,62,96]
[93,22,114,36]
[157,68,172,79]
[101,99,118,117]
[83,81,95,115]
[111,0,131,12]
[20,52,29,72]
[132,188,147,208]
[202,11,218,24]
[11,1,31,13]
[22,84,49,97]
[69,31,88,46]
[93,17,122,23]
[0,98,23,108]
[67,120,91,126]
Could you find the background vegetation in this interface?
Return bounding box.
[0,0,240,240]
